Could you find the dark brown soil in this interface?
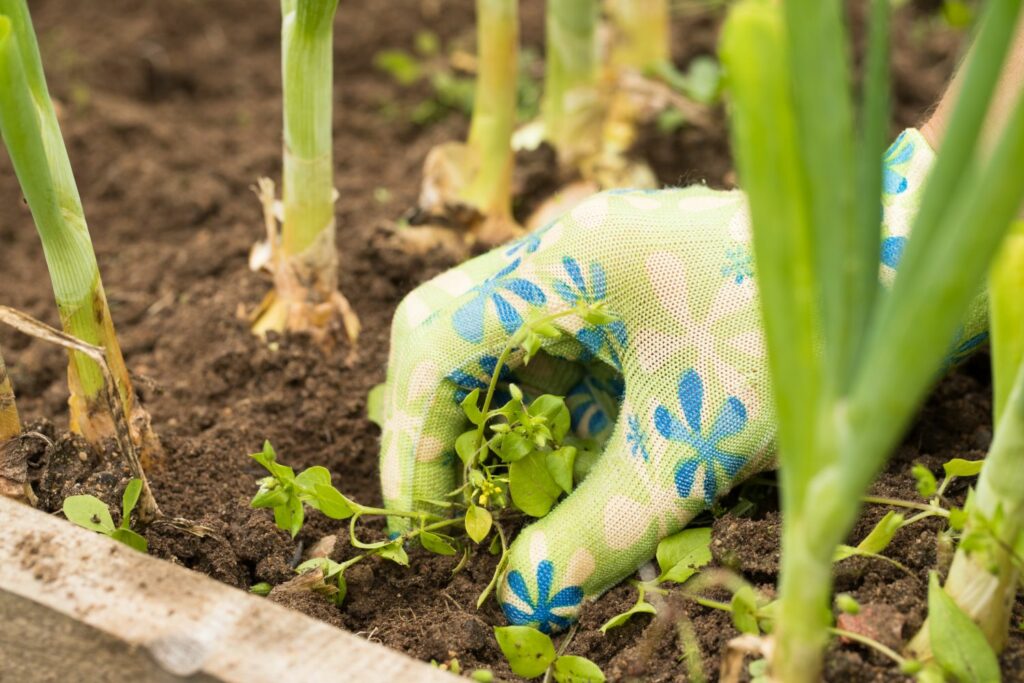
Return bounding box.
[2,1,1018,681]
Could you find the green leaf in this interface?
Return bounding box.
[420,531,457,556]
[250,582,272,596]
[295,466,332,492]
[63,495,115,534]
[366,383,386,427]
[461,389,484,426]
[295,557,331,574]
[494,625,557,679]
[913,464,938,498]
[121,479,142,528]
[546,446,577,495]
[731,586,760,635]
[509,451,562,517]
[522,332,542,364]
[250,441,295,482]
[927,572,1001,683]
[552,655,605,682]
[378,540,409,566]
[466,504,493,543]
[599,600,656,633]
[943,458,985,479]
[949,507,968,531]
[834,511,904,561]
[656,527,713,583]
[275,494,304,538]
[528,395,571,442]
[456,430,481,467]
[251,482,289,509]
[497,432,534,463]
[311,483,355,520]
[373,49,422,86]
[111,528,148,553]
[683,55,721,104]
[579,306,617,326]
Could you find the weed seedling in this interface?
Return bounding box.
[62,479,148,553]
[494,624,604,681]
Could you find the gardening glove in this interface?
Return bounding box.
[379,128,988,633]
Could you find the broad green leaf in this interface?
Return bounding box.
[377,540,409,566]
[461,389,484,426]
[420,531,457,556]
[295,466,332,492]
[366,383,385,427]
[683,55,721,104]
[275,494,304,538]
[835,511,904,561]
[111,528,148,553]
[63,495,115,534]
[599,600,656,633]
[546,446,577,495]
[579,306,616,326]
[656,527,712,583]
[528,395,571,442]
[943,458,985,479]
[497,432,533,463]
[552,655,605,682]
[250,582,272,596]
[913,464,938,498]
[522,332,542,363]
[494,625,557,679]
[456,430,481,466]
[250,441,295,481]
[928,573,1000,683]
[466,504,493,543]
[312,483,355,520]
[251,482,289,509]
[295,557,331,574]
[121,479,142,527]
[510,451,562,517]
[731,586,760,635]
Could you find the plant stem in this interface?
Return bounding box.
[990,220,1024,423]
[862,495,949,517]
[0,344,18,443]
[542,0,601,167]
[0,2,142,449]
[607,0,670,72]
[461,0,518,217]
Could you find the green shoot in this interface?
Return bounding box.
[493,625,604,681]
[62,479,148,553]
[606,0,670,74]
[720,0,1024,678]
[251,0,360,348]
[542,0,602,168]
[0,1,155,455]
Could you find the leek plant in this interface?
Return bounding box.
[541,0,602,169]
[909,219,1024,657]
[721,0,1024,679]
[417,0,521,246]
[252,0,360,348]
[0,1,158,460]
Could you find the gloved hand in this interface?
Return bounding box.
[379,128,987,633]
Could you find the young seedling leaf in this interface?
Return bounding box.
[927,572,1000,683]
[528,395,571,442]
[251,441,295,481]
[111,528,148,553]
[456,430,481,467]
[63,495,115,534]
[378,540,409,566]
[942,458,985,479]
[275,494,304,539]
[834,511,904,561]
[251,481,289,509]
[599,600,656,633]
[461,389,484,426]
[497,432,533,463]
[509,451,562,517]
[466,504,493,543]
[656,527,713,583]
[546,446,577,495]
[731,586,760,635]
[494,625,557,679]
[250,582,273,596]
[420,531,457,556]
[311,483,355,520]
[552,655,606,682]
[295,465,332,491]
[121,478,142,527]
[912,464,938,498]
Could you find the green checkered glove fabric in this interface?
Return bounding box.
[379,129,987,632]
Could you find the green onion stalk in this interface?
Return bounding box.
[606,0,670,74]
[0,1,159,461]
[908,219,1024,657]
[252,0,360,348]
[541,0,602,170]
[722,0,1024,680]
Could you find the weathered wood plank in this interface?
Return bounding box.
[0,497,454,682]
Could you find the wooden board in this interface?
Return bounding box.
[0,496,455,682]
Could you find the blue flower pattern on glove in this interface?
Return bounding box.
[626,414,650,462]
[447,355,513,405]
[502,559,583,634]
[883,131,914,197]
[566,376,624,438]
[881,235,907,269]
[553,257,629,370]
[506,219,557,258]
[452,259,547,344]
[654,369,748,505]
[722,244,754,284]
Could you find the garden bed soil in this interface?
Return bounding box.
[2,1,1020,681]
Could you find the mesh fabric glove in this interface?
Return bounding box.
[379,129,987,632]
